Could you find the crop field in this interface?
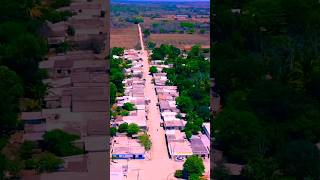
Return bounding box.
[111,25,140,49]
[150,33,210,50]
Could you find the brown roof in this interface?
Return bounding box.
[54,60,74,68]
[72,87,108,101]
[72,100,107,112]
[87,117,107,136]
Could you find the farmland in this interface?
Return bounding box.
[110,1,210,50]
[150,33,210,50]
[111,25,140,49]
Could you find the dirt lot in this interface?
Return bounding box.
[111,25,140,49]
[150,33,210,50]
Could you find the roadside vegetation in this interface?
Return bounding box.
[213,0,320,178]
[175,155,205,179]
[151,44,210,135]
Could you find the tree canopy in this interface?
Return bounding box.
[212,0,320,178]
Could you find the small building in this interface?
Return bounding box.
[111,136,145,159]
[190,136,210,159]
[168,140,193,159]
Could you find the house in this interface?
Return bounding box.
[190,135,210,159]
[165,130,187,142]
[111,136,145,159]
[21,112,46,141]
[167,140,193,159]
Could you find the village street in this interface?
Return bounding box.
[113,24,209,180]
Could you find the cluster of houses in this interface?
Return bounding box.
[110,49,149,161]
[151,60,210,161]
[20,0,108,180]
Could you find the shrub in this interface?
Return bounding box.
[42,129,83,157]
[55,42,71,53]
[149,66,158,74]
[138,134,152,151]
[123,102,135,111]
[20,141,36,160]
[110,127,117,136]
[118,123,128,133]
[183,155,205,177]
[34,153,64,173]
[50,0,71,9]
[174,170,183,178]
[127,123,140,136]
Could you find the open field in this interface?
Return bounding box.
[150,33,210,50]
[111,25,139,49]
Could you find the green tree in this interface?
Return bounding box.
[6,159,23,178]
[123,102,135,111]
[110,127,117,137]
[147,41,156,49]
[118,123,128,133]
[50,0,71,9]
[42,129,83,157]
[111,47,124,56]
[176,96,194,113]
[278,140,320,179]
[110,82,117,105]
[20,141,36,160]
[127,123,140,136]
[243,157,280,180]
[0,66,23,135]
[212,165,231,180]
[138,134,152,151]
[34,153,64,173]
[213,108,264,163]
[143,29,150,37]
[149,66,158,74]
[189,174,201,180]
[183,155,205,178]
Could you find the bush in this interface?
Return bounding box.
[50,0,71,8]
[123,102,135,111]
[42,129,83,157]
[127,123,140,136]
[20,141,36,160]
[34,153,64,173]
[183,156,205,177]
[55,42,71,53]
[118,123,128,133]
[188,174,201,180]
[174,170,183,178]
[120,110,129,116]
[110,127,117,137]
[138,134,152,151]
[149,66,158,74]
[44,9,73,23]
[147,41,156,49]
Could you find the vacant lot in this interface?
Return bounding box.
[150,33,210,50]
[111,25,139,49]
